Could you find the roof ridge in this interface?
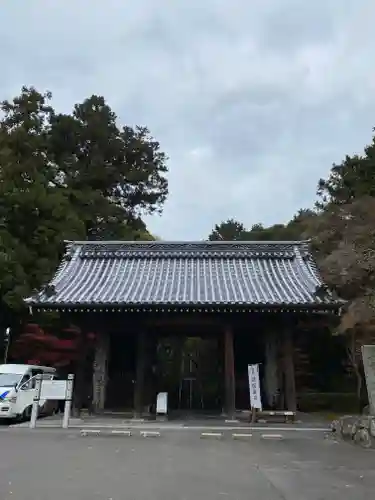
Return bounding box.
[65,239,311,246]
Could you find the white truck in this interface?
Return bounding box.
[0,364,57,421]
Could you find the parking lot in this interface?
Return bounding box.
[0,427,374,500]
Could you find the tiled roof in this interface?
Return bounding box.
[25,240,339,309]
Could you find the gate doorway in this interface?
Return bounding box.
[156,336,222,414]
[106,332,136,410]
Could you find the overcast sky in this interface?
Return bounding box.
[1,1,375,240]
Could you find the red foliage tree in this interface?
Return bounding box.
[10,323,96,368]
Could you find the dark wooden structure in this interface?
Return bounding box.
[25,240,340,418]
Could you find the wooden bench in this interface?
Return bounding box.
[253,410,296,424]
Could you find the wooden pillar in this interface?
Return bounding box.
[134,331,147,418]
[72,328,88,416]
[224,325,236,418]
[264,331,279,409]
[283,329,297,412]
[92,332,109,413]
[144,335,158,414]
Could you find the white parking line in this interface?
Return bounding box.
[80,429,101,436]
[140,431,161,438]
[111,430,132,436]
[200,432,223,439]
[232,433,253,439]
[261,434,284,440]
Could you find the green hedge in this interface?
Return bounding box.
[297,392,358,413]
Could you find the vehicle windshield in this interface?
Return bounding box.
[0,373,23,387]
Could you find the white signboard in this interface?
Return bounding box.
[156,392,168,414]
[362,345,375,415]
[40,380,68,401]
[248,364,262,410]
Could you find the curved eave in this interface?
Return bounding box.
[29,302,342,315]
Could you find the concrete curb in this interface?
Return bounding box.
[3,426,326,443]
[8,423,330,432]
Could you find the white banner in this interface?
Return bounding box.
[156,392,168,415]
[248,364,262,410]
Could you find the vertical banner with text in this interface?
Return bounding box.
[248,364,262,410]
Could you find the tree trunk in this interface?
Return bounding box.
[346,330,363,413]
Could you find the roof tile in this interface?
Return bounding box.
[26,241,338,308]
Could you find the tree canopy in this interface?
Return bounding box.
[208,130,375,324]
[208,127,375,394]
[207,210,316,243]
[208,219,247,241]
[0,86,167,337]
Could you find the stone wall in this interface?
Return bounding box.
[332,415,375,449]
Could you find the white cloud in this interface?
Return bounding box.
[1,0,375,239]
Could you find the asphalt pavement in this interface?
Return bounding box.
[0,428,374,500]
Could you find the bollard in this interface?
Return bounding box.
[62,374,74,429]
[29,374,42,429]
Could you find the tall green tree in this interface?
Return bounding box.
[317,129,375,208]
[0,87,168,334]
[208,211,316,244]
[0,87,85,342]
[307,128,375,406]
[208,219,247,241]
[307,196,375,405]
[49,95,168,239]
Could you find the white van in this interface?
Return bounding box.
[0,364,56,421]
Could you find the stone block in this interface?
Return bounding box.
[371,418,375,437]
[335,415,375,448]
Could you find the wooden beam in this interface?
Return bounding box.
[224,325,236,418]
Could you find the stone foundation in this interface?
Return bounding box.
[332,415,375,448]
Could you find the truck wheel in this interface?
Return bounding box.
[22,406,32,421]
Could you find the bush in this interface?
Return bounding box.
[297,392,358,413]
